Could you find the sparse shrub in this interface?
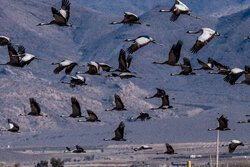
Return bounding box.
[35,160,48,167]
[50,157,64,167]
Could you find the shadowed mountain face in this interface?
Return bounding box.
[73,0,250,16]
[0,1,249,148]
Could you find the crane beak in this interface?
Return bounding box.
[152,41,164,47]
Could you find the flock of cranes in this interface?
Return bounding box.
[0,0,249,157]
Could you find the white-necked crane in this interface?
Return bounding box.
[124,35,164,54]
[0,36,11,46]
[153,40,183,66]
[159,0,200,22]
[76,61,100,75]
[151,95,173,110]
[60,97,84,118]
[16,45,39,67]
[19,98,47,117]
[0,44,39,67]
[105,94,126,111]
[236,66,250,85]
[65,145,86,153]
[98,63,112,72]
[77,109,100,122]
[104,121,126,141]
[132,145,152,151]
[222,140,244,153]
[208,59,231,75]
[112,49,133,73]
[61,75,87,88]
[170,57,195,76]
[157,143,177,154]
[0,119,20,133]
[208,115,231,131]
[37,0,79,28]
[224,68,246,85]
[194,58,214,71]
[110,12,150,26]
[186,28,226,54]
[52,60,78,75]
[145,88,166,99]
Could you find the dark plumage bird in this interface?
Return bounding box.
[61,75,87,88]
[145,88,166,99]
[186,28,226,54]
[52,60,78,75]
[0,119,20,133]
[208,59,231,75]
[124,35,164,54]
[170,57,195,76]
[99,63,112,72]
[208,115,231,131]
[0,36,11,46]
[110,12,150,26]
[0,44,20,67]
[19,98,47,117]
[157,143,177,154]
[153,40,182,66]
[194,58,214,71]
[135,112,151,121]
[65,145,86,153]
[77,110,100,122]
[224,68,246,85]
[76,61,100,75]
[105,94,126,111]
[236,66,250,85]
[159,0,200,22]
[151,95,173,110]
[104,121,126,141]
[60,97,84,118]
[222,140,244,153]
[112,49,133,73]
[37,0,78,27]
[15,45,38,66]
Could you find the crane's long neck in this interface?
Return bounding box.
[153,61,167,64]
[170,73,181,76]
[186,30,201,34]
[37,22,53,26]
[124,39,135,42]
[103,138,112,141]
[19,114,27,116]
[77,119,87,122]
[187,13,200,19]
[60,115,69,118]
[110,21,123,25]
[159,9,171,12]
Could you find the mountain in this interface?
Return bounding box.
[73,0,250,16]
[0,1,249,148]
